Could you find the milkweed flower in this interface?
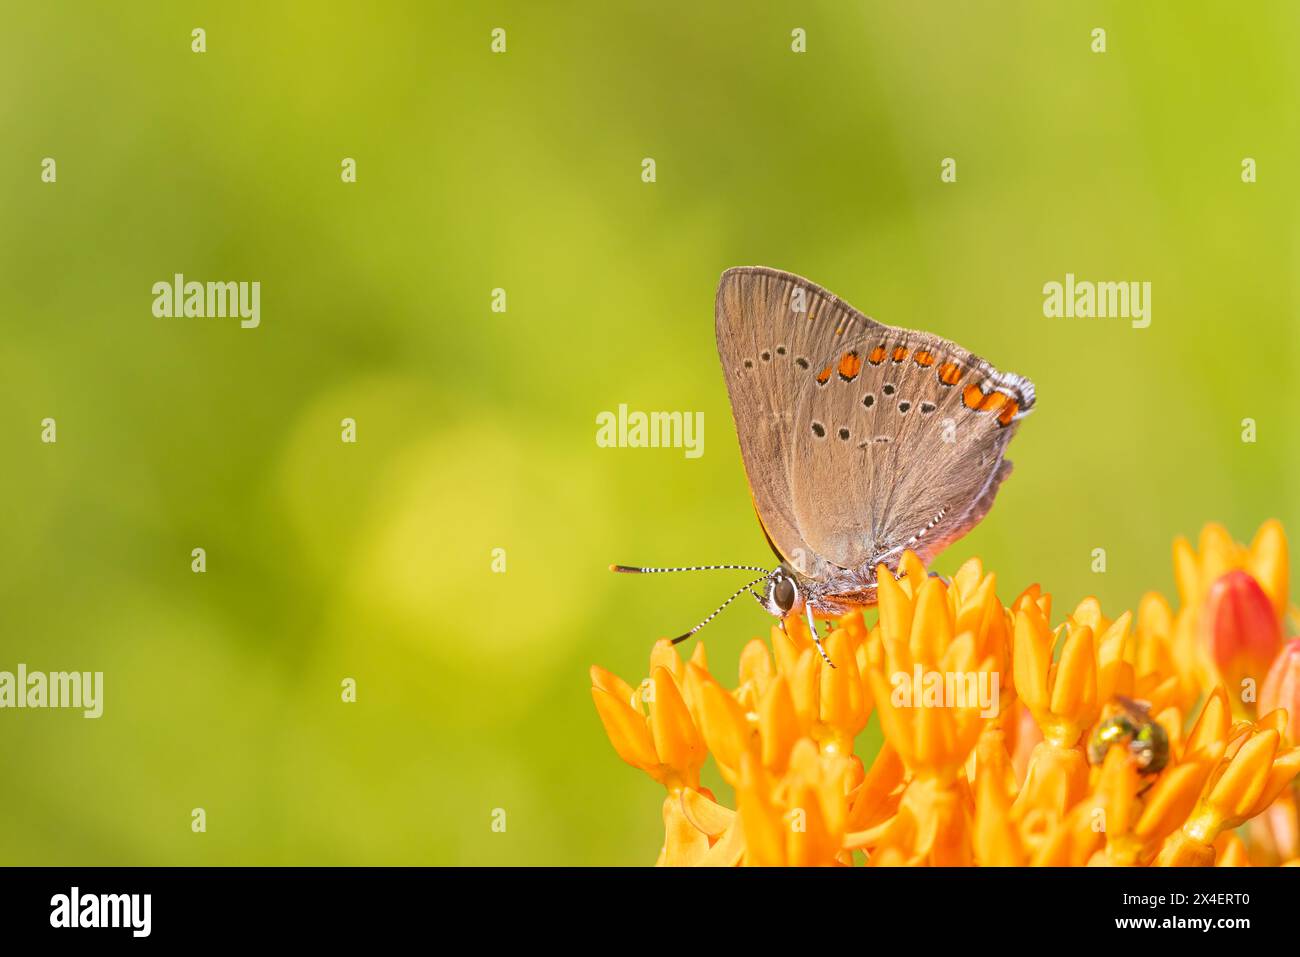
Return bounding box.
[590,641,707,793]
[1156,714,1300,866]
[590,641,713,864]
[1133,592,1186,713]
[1085,743,1210,867]
[850,557,1006,865]
[1247,786,1299,865]
[592,521,1300,866]
[1172,520,1290,714]
[1174,520,1289,619]
[735,741,856,866]
[868,560,1003,782]
[1011,594,1129,818]
[1260,639,1300,746]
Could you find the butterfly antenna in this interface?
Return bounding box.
[669,574,768,645]
[610,563,770,575]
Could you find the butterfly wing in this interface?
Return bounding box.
[716,267,889,576]
[788,289,1035,573]
[716,267,1035,579]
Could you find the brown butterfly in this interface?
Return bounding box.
[614,267,1035,666]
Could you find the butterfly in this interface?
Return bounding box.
[614,267,1035,667]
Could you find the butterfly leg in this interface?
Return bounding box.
[807,605,836,669]
[927,571,953,586]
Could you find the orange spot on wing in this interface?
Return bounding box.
[816,364,833,384]
[938,362,963,386]
[963,384,986,409]
[913,350,935,367]
[838,351,863,380]
[891,346,909,362]
[998,400,1019,426]
[868,345,888,365]
[979,391,1008,413]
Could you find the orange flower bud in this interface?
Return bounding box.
[1203,570,1283,705]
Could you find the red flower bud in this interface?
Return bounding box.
[1203,570,1283,706]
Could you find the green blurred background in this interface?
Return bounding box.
[1,2,1296,865]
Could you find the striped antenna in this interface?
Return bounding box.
[670,574,769,645]
[609,563,770,575]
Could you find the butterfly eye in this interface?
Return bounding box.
[773,577,796,612]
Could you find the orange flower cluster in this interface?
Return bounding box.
[592,520,1300,865]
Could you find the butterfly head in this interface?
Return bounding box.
[757,565,804,618]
